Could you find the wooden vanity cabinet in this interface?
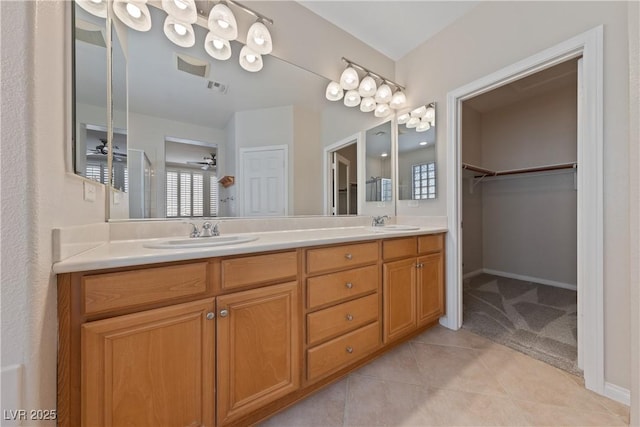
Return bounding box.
[216,281,300,426]
[82,298,216,427]
[382,234,445,343]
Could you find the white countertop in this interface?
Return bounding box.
[52,226,447,274]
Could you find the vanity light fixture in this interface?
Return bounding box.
[360,97,376,113]
[344,90,361,107]
[239,45,263,72]
[76,0,107,18]
[406,116,420,128]
[204,32,232,60]
[325,57,407,119]
[246,20,272,55]
[208,3,238,40]
[161,0,197,24]
[397,113,410,124]
[163,15,195,47]
[113,0,152,31]
[416,120,431,132]
[425,104,436,122]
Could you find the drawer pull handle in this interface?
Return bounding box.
[345,282,353,289]
[346,346,354,354]
[206,312,215,320]
[345,253,353,260]
[219,309,229,318]
[346,314,354,321]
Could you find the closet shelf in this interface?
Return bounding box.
[462,162,577,178]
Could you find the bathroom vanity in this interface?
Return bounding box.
[55,227,445,427]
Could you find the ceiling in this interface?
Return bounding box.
[297,1,479,60]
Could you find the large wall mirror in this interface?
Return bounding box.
[397,103,437,201]
[73,1,378,220]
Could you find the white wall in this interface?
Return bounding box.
[461,105,483,275]
[397,0,630,390]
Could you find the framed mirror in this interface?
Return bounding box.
[397,102,437,200]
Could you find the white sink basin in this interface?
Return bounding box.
[144,235,258,249]
[368,224,420,232]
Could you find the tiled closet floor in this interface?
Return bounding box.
[259,325,629,427]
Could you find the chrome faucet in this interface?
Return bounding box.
[372,215,390,227]
[189,222,220,238]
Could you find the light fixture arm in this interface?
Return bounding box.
[341,57,405,91]
[225,0,273,25]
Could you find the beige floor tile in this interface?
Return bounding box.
[419,387,529,426]
[258,378,347,427]
[411,342,508,397]
[344,374,434,427]
[478,346,612,413]
[351,342,424,386]
[513,399,628,426]
[411,324,497,349]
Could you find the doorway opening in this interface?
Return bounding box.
[325,135,359,215]
[445,26,604,395]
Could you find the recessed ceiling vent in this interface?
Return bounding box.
[176,53,210,78]
[75,20,106,48]
[207,80,229,94]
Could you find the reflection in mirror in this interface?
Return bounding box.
[104,5,333,219]
[398,102,436,200]
[73,2,107,180]
[365,121,393,202]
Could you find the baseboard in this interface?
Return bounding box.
[463,269,484,280]
[604,382,631,406]
[482,268,577,291]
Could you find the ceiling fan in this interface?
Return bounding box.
[187,153,217,170]
[87,139,127,161]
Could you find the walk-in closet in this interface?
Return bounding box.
[461,59,580,374]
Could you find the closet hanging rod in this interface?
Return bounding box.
[462,162,577,178]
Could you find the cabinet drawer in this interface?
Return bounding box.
[307,294,378,346]
[307,322,380,381]
[221,251,297,290]
[418,234,444,254]
[306,242,378,275]
[382,237,417,260]
[307,265,378,309]
[82,263,208,315]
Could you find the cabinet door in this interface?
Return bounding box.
[417,252,445,327]
[216,281,300,425]
[82,298,215,427]
[383,258,417,343]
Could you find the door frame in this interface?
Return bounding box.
[238,145,289,216]
[445,26,604,394]
[333,153,351,215]
[323,133,362,215]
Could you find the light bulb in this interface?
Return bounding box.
[246,54,256,63]
[218,19,229,29]
[340,67,359,90]
[247,21,272,55]
[174,23,187,36]
[411,105,427,118]
[239,46,263,72]
[90,0,102,4]
[390,91,407,109]
[375,84,392,104]
[425,106,436,121]
[344,90,361,107]
[374,103,391,117]
[173,0,187,9]
[360,97,376,113]
[325,81,343,101]
[126,2,142,18]
[416,120,431,132]
[406,117,420,128]
[397,113,410,124]
[204,32,231,60]
[213,39,224,49]
[419,141,428,146]
[358,75,377,97]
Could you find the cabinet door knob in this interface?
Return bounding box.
[346,314,354,321]
[346,346,354,354]
[206,312,215,320]
[219,309,229,318]
[345,282,353,289]
[345,253,353,260]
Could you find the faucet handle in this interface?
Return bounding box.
[189,223,200,238]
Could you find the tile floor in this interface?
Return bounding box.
[260,325,629,426]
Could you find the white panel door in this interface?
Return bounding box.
[241,148,286,216]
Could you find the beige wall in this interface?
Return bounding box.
[461,105,484,275]
[293,106,323,215]
[397,1,630,388]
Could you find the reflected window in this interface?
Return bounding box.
[85,162,128,192]
[166,168,218,217]
[412,162,436,200]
